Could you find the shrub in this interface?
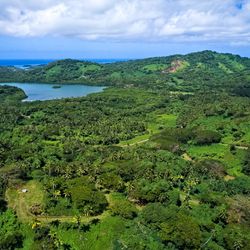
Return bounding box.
[194,130,222,145]
[68,178,108,215]
[194,159,226,179]
[110,200,137,219]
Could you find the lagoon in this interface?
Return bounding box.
[0,83,105,101]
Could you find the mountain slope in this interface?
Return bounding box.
[0,51,250,92]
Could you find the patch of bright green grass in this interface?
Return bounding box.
[230,60,245,71]
[79,64,101,73]
[223,148,246,176]
[20,224,35,250]
[143,64,167,72]
[46,65,62,76]
[6,180,45,222]
[241,130,250,144]
[218,63,233,73]
[148,114,177,133]
[196,62,206,69]
[191,116,228,130]
[188,143,226,159]
[52,216,125,250]
[23,180,45,208]
[156,114,177,127]
[215,54,245,71]
[187,144,246,176]
[118,113,177,146]
[118,133,149,146]
[110,72,121,78]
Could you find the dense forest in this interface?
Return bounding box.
[0,51,250,250]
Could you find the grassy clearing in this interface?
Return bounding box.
[46,65,61,77]
[118,134,149,147]
[6,181,111,224]
[188,143,228,159]
[21,180,45,208]
[118,113,177,147]
[147,113,177,134]
[218,63,233,73]
[53,216,124,250]
[187,143,246,176]
[78,64,101,73]
[6,180,45,223]
[191,116,230,131]
[143,64,167,72]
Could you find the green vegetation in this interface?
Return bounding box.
[1,50,250,92]
[0,51,250,249]
[0,85,27,103]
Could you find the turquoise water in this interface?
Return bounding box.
[0,83,105,101]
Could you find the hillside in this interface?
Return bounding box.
[1,51,250,93]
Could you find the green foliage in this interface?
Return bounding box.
[99,172,124,192]
[226,176,250,195]
[140,203,172,226]
[193,159,226,179]
[0,209,23,249]
[242,149,250,175]
[1,50,250,92]
[223,225,250,250]
[81,216,126,250]
[194,130,222,145]
[110,198,137,219]
[68,178,108,215]
[0,85,26,103]
[159,213,201,249]
[128,179,172,204]
[0,51,250,249]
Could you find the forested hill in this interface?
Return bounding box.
[1,51,250,93]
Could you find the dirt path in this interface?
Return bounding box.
[6,187,110,224]
[235,145,249,150]
[219,143,248,150]
[182,153,194,162]
[18,194,33,222]
[120,139,149,148]
[36,212,108,224]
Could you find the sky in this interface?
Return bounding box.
[0,0,250,59]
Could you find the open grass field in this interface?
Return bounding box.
[6,180,45,223]
[5,180,111,224]
[118,113,177,146]
[187,143,247,176]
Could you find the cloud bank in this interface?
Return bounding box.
[0,0,249,44]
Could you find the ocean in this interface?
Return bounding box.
[0,59,129,68]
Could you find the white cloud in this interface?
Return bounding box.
[0,0,249,44]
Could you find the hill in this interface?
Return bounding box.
[1,51,250,93]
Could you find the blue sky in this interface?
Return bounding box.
[0,0,250,59]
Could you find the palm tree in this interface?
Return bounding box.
[52,190,61,200]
